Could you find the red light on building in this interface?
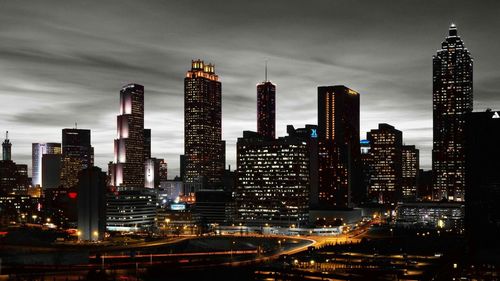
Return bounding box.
[68,192,78,199]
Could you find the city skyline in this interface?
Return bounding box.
[1,1,500,177]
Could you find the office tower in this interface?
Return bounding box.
[144,158,167,189]
[42,154,61,189]
[2,131,11,161]
[109,84,145,190]
[417,170,433,201]
[143,128,151,161]
[14,164,29,195]
[235,130,310,227]
[60,128,94,189]
[432,24,473,202]
[465,110,500,260]
[158,159,168,182]
[367,124,403,204]
[317,85,360,208]
[77,167,106,241]
[257,65,276,139]
[287,125,318,207]
[106,190,156,232]
[184,60,225,190]
[360,139,372,204]
[32,143,61,187]
[402,145,419,201]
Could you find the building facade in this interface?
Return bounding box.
[402,145,419,201]
[257,73,276,139]
[184,60,225,190]
[2,131,11,161]
[77,167,106,241]
[109,84,145,190]
[432,24,473,202]
[32,143,61,187]
[60,128,94,189]
[235,130,310,227]
[317,85,360,208]
[367,124,403,204]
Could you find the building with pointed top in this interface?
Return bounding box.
[257,64,276,139]
[432,24,473,202]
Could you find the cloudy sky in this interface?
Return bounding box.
[1,0,499,177]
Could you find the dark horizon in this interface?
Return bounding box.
[1,0,500,176]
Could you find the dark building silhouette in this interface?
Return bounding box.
[257,66,276,139]
[184,60,225,191]
[235,130,310,227]
[360,140,371,204]
[42,154,61,189]
[2,131,11,161]
[77,167,106,241]
[60,128,94,189]
[465,110,500,261]
[317,85,360,208]
[109,84,145,190]
[402,145,419,201]
[367,124,403,204]
[194,190,234,225]
[417,169,433,201]
[432,24,473,202]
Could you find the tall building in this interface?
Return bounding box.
[77,167,106,241]
[402,145,419,201]
[109,84,145,190]
[2,131,11,161]
[257,65,276,139]
[144,157,167,189]
[432,24,473,202]
[235,130,310,227]
[184,60,225,190]
[32,143,61,187]
[42,154,61,189]
[465,110,500,260]
[143,128,151,161]
[367,124,403,204]
[317,85,360,208]
[60,128,94,189]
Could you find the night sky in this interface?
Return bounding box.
[1,0,499,177]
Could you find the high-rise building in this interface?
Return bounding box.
[2,131,11,161]
[42,154,61,189]
[360,139,372,204]
[432,24,473,202]
[257,65,276,139]
[60,128,94,189]
[143,128,151,161]
[465,110,500,260]
[317,85,360,208]
[367,124,403,204]
[77,167,106,241]
[184,60,225,190]
[402,145,419,201]
[235,130,310,227]
[32,143,61,187]
[109,84,145,190]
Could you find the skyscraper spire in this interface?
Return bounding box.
[265,60,268,82]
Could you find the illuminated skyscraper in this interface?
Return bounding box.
[367,124,403,204]
[432,24,473,202]
[2,131,11,161]
[235,130,310,226]
[257,65,276,139]
[109,84,145,190]
[32,143,61,187]
[317,85,360,208]
[60,128,94,189]
[402,145,419,201]
[184,60,225,190]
